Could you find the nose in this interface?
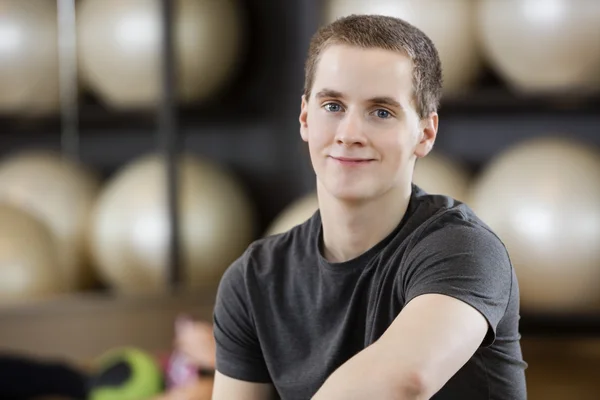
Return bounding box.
[335,111,367,147]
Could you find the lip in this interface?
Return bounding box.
[329,156,375,165]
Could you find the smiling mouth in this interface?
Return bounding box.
[329,156,375,165]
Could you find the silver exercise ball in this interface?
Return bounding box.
[413,152,471,202]
[0,203,64,304]
[0,0,60,115]
[323,0,482,94]
[0,151,100,291]
[477,0,600,94]
[89,154,256,294]
[469,137,600,313]
[77,0,244,109]
[266,193,319,236]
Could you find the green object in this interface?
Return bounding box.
[88,347,164,400]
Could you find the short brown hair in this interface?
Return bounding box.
[303,14,443,119]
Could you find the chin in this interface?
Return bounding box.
[320,179,381,203]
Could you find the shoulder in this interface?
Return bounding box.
[402,187,512,276]
[409,186,507,253]
[400,190,517,345]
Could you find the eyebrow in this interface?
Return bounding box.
[369,96,402,109]
[315,89,344,100]
[315,88,402,109]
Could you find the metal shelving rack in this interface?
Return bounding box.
[0,0,599,344]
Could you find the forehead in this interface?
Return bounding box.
[312,44,414,102]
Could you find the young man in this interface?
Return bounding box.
[211,14,527,400]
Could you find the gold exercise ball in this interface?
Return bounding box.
[0,151,100,291]
[0,0,60,115]
[413,152,471,202]
[323,0,482,94]
[477,0,600,94]
[266,193,319,236]
[89,154,256,294]
[469,136,600,313]
[0,203,64,304]
[77,0,244,109]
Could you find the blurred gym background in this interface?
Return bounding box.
[0,0,599,398]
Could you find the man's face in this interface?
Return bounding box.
[299,44,438,203]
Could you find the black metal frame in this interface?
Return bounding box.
[158,0,182,290]
[56,0,80,161]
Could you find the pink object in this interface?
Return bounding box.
[165,351,198,389]
[165,315,199,388]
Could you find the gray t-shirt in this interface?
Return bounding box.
[213,185,527,399]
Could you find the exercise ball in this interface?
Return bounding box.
[413,152,471,202]
[77,0,244,109]
[0,0,60,115]
[323,0,482,94]
[0,203,64,304]
[89,154,256,293]
[266,193,319,236]
[89,347,163,400]
[477,0,600,94]
[0,151,100,291]
[469,136,600,313]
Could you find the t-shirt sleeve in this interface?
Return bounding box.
[212,250,271,382]
[401,222,513,347]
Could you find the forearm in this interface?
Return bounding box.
[311,343,424,400]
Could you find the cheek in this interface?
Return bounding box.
[376,126,417,164]
[374,126,405,149]
[307,110,335,145]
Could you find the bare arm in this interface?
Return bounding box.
[212,371,278,400]
[311,293,489,399]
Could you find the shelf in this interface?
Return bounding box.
[0,100,273,136]
[0,288,217,363]
[0,287,217,316]
[521,313,600,337]
[441,87,600,115]
[0,115,279,171]
[2,86,598,137]
[3,291,600,364]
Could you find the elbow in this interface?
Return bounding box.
[387,369,430,400]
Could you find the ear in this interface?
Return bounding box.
[299,95,309,143]
[414,112,438,158]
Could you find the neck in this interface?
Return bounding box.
[318,183,412,263]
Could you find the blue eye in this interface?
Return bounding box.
[324,103,342,112]
[375,109,391,119]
